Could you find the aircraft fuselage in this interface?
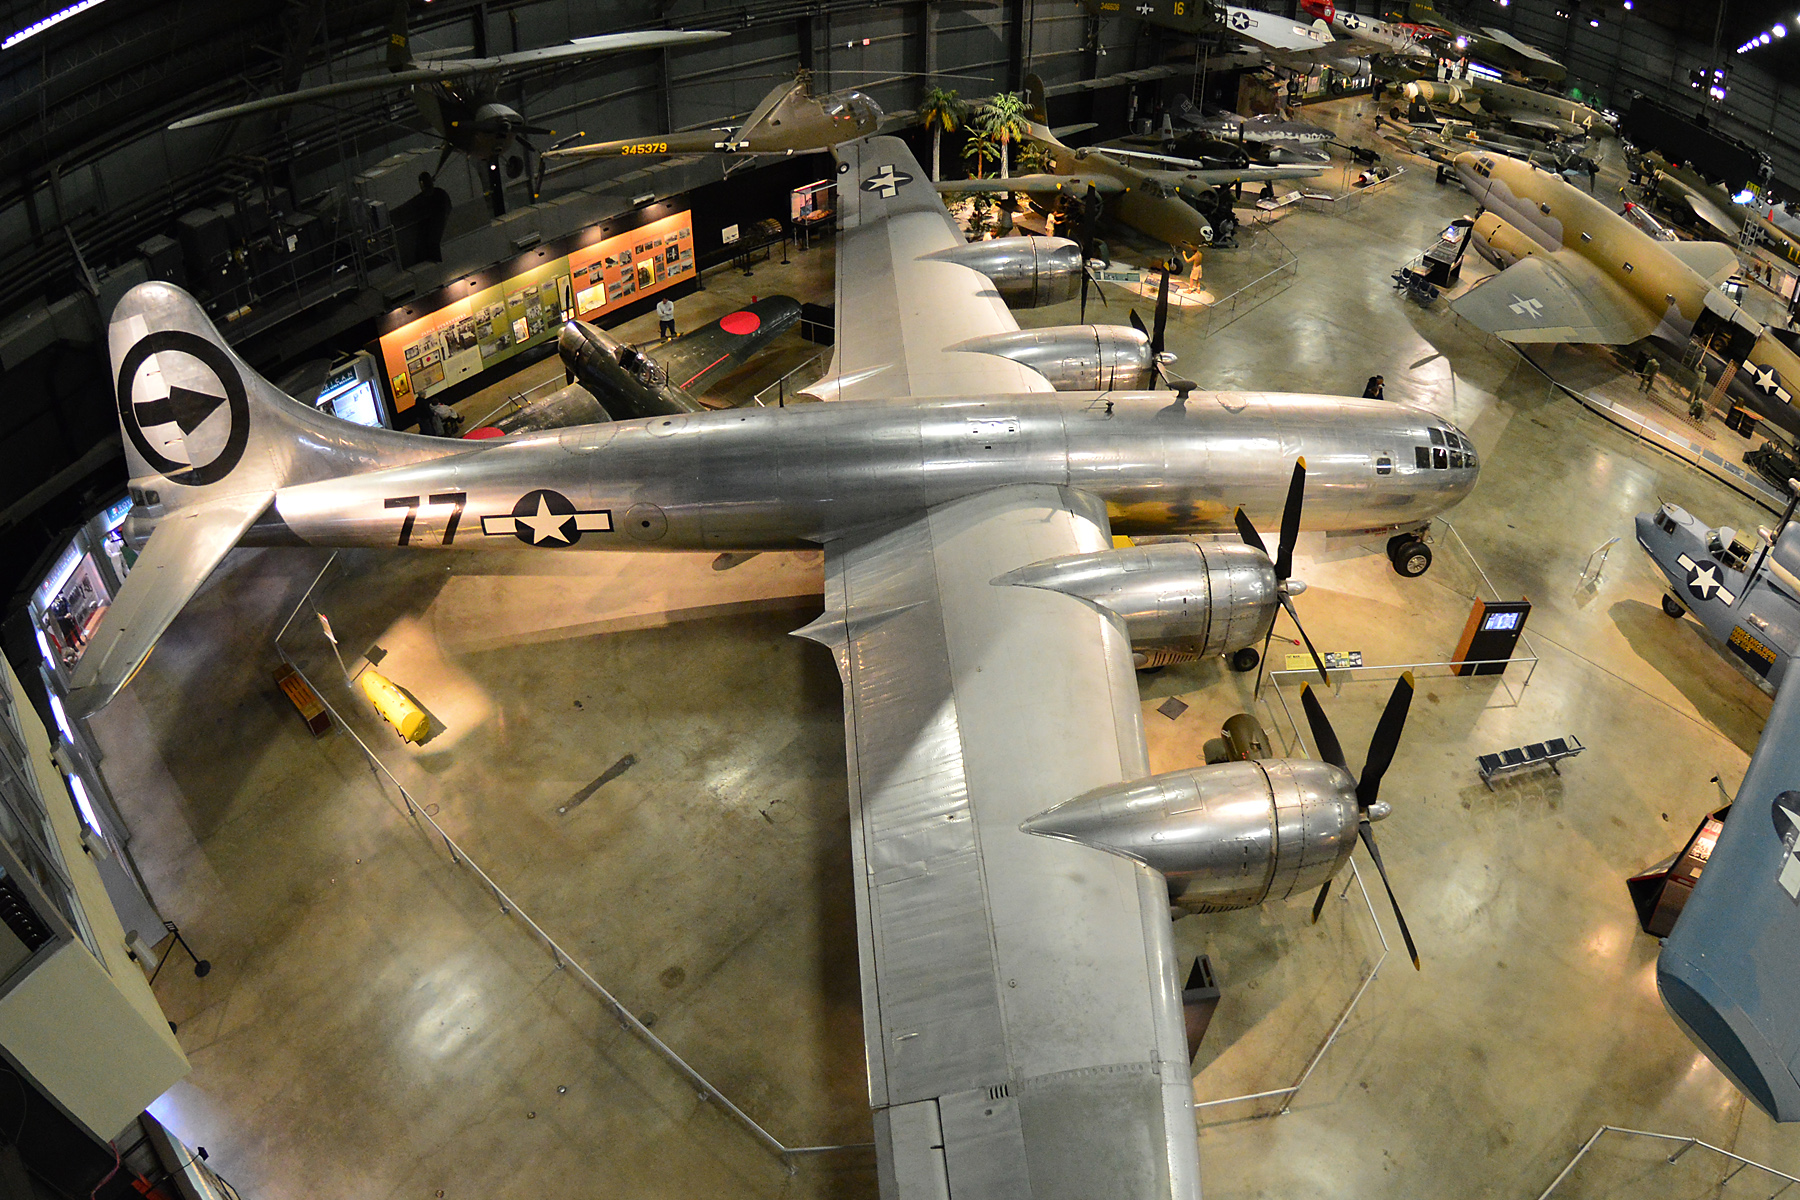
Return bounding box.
[248,393,1478,552]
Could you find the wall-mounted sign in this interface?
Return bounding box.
[721,223,740,244]
[377,208,695,413]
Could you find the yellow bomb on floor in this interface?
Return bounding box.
[357,668,428,743]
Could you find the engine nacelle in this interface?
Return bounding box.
[1022,759,1360,911]
[949,325,1155,391]
[995,540,1276,656]
[1405,79,1470,107]
[1469,211,1541,270]
[922,236,1083,307]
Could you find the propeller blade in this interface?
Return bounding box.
[1250,619,1276,698]
[1309,875,1333,924]
[1280,592,1328,684]
[1233,506,1268,558]
[432,141,456,177]
[1151,267,1171,359]
[1080,261,1090,323]
[522,124,554,136]
[1130,309,1148,337]
[1359,821,1421,969]
[1299,683,1349,771]
[1275,458,1306,581]
[1356,670,1415,811]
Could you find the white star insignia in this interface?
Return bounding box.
[1507,294,1546,319]
[516,494,573,544]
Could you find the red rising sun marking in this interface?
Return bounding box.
[463,425,506,439]
[719,310,761,336]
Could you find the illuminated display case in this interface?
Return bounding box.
[374,203,696,419]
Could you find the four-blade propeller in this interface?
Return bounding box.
[1076,184,1108,324]
[1301,672,1421,970]
[1232,459,1328,690]
[1128,264,1176,388]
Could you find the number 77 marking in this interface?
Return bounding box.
[385,492,467,546]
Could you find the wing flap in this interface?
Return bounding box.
[1452,251,1659,344]
[66,491,272,717]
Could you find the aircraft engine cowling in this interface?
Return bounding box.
[1021,759,1360,911]
[949,325,1155,391]
[921,236,1084,307]
[1469,211,1540,269]
[995,540,1277,655]
[1405,79,1469,106]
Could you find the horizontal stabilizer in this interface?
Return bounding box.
[65,493,273,718]
[1665,238,1743,287]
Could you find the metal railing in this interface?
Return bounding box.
[1297,163,1408,217]
[272,557,868,1173]
[1190,226,1299,340]
[1266,518,1541,706]
[752,350,830,408]
[1535,1126,1800,1199]
[206,223,401,340]
[1190,859,1391,1118]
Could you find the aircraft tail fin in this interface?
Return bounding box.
[1023,73,1049,124]
[83,281,447,715]
[387,0,413,71]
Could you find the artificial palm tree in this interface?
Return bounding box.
[960,129,998,179]
[919,86,969,183]
[981,92,1031,180]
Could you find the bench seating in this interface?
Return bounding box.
[1478,735,1584,789]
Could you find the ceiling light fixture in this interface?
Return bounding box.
[2,0,109,50]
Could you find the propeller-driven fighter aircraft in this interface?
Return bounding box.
[1449,152,1800,441]
[169,2,726,213]
[543,74,881,161]
[1298,0,1433,59]
[81,136,1480,1192]
[940,80,1324,255]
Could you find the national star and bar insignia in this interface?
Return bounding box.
[481,489,613,546]
[860,165,913,198]
[1677,552,1738,605]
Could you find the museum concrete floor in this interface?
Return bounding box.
[89,99,1800,1198]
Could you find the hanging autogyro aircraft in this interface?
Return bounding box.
[79,134,1479,1194]
[541,74,882,161]
[1637,495,1800,693]
[169,3,727,212]
[938,81,1324,255]
[1447,152,1800,442]
[1658,661,1800,1123]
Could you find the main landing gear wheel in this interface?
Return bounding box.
[1388,535,1432,578]
[1662,594,1686,618]
[1230,646,1261,673]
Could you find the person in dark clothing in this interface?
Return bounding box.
[414,171,452,263]
[1363,375,1385,399]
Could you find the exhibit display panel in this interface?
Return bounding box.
[376,208,695,417]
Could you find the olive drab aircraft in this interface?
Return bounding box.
[1449,152,1800,442]
[169,1,727,213]
[82,133,1481,1195]
[541,73,882,161]
[940,77,1324,256]
[1641,154,1800,268]
[1404,77,1612,139]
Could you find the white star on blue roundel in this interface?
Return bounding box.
[1687,561,1724,601]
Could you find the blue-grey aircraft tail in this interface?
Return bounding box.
[1660,671,1800,1121]
[70,282,455,717]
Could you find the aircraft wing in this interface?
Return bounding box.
[171,30,727,129]
[1664,239,1743,287]
[933,173,1127,196]
[1139,163,1326,188]
[650,295,803,395]
[1479,26,1564,71]
[1670,185,1742,240]
[1659,672,1800,1121]
[799,483,1200,1200]
[1502,112,1584,139]
[65,491,273,717]
[830,137,1056,400]
[1451,251,1659,344]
